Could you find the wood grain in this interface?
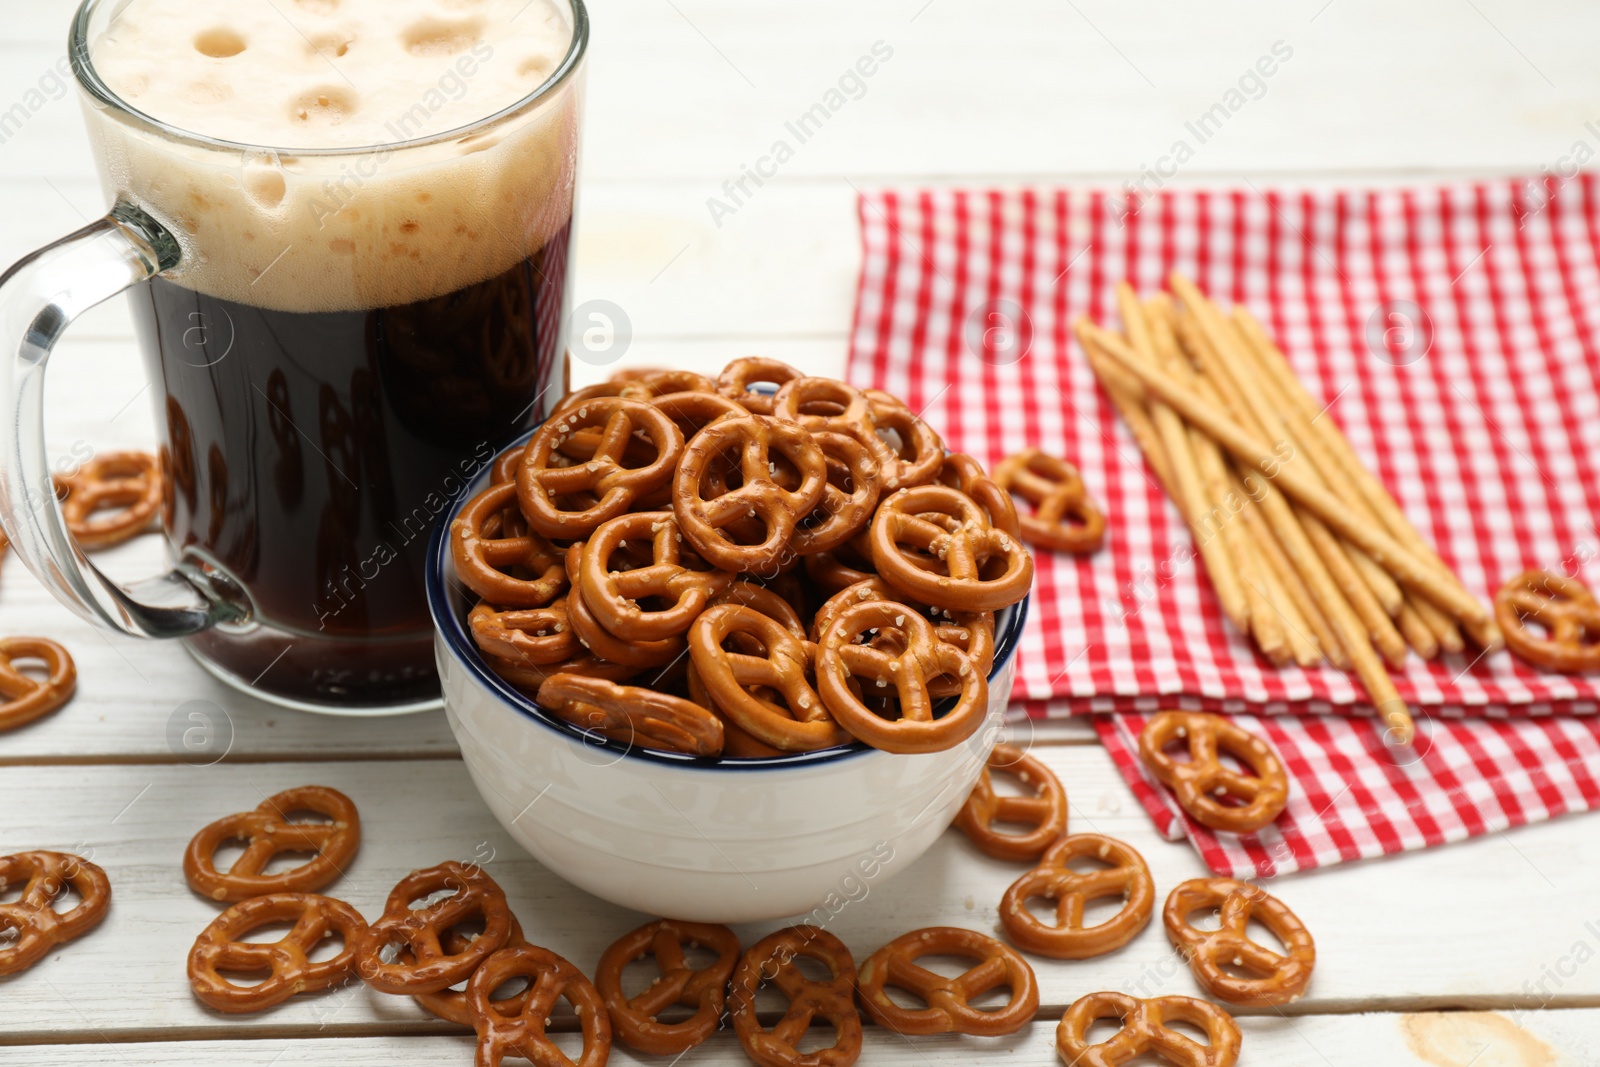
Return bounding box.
[12,1009,1600,1064]
[5,0,1600,182]
[1,0,1597,1058]
[1,755,1597,1045]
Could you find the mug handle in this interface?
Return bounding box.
[0,202,250,638]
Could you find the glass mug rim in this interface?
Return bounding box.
[68,0,591,156]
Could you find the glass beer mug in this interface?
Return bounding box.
[0,0,587,713]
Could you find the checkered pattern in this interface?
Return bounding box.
[848,180,1600,714]
[846,179,1600,873]
[1094,710,1600,877]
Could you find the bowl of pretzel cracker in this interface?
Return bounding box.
[427,359,1032,921]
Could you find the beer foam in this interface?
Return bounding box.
[85,0,581,312]
[94,0,572,148]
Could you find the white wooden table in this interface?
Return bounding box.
[4,1,1600,1062]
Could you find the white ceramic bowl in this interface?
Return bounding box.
[427,441,1028,922]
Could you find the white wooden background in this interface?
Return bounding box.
[3,0,1600,1063]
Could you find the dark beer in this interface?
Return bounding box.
[84,0,583,708]
[129,229,569,707]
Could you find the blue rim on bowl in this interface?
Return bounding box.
[426,424,1031,771]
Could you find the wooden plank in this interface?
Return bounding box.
[563,181,864,344]
[1,754,1596,1043]
[6,0,1600,182]
[575,0,1600,181]
[10,1009,1600,1063]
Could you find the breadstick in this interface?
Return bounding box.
[1253,543,1321,667]
[1306,518,1407,666]
[1152,300,1300,662]
[1232,306,1496,652]
[1084,322,1285,653]
[1230,468,1335,668]
[1082,323,1489,629]
[1410,595,1466,655]
[1190,341,1346,668]
[1188,437,1285,660]
[1121,286,1254,638]
[1170,297,1409,669]
[1354,640,1415,744]
[1075,323,1175,493]
[1219,304,1407,620]
[1262,443,1406,623]
[1152,297,1297,655]
[1232,302,1454,575]
[1163,303,1405,724]
[1237,464,1414,742]
[1233,303,1468,653]
[1229,303,1464,652]
[1172,278,1406,619]
[1119,292,1214,529]
[1086,311,1415,741]
[1396,599,1441,660]
[1151,299,1308,665]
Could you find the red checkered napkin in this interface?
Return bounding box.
[846,180,1600,715]
[1093,709,1600,878]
